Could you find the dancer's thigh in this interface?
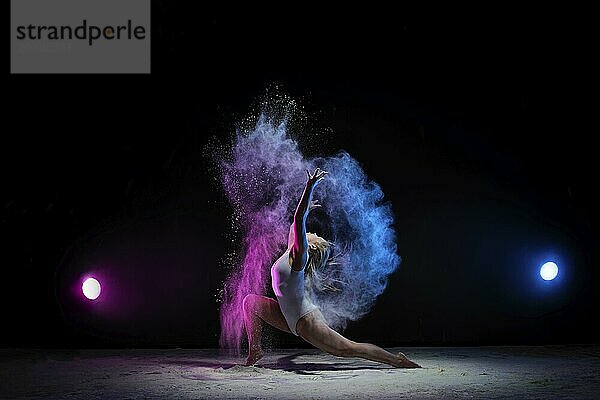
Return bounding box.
[247,294,291,333]
[296,309,355,356]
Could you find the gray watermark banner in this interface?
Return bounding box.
[11,0,150,74]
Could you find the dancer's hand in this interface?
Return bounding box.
[308,199,321,213]
[306,167,328,188]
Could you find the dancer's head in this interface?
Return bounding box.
[305,232,342,292]
[306,232,331,273]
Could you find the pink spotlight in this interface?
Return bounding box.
[82,277,101,300]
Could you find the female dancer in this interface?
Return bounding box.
[242,167,420,368]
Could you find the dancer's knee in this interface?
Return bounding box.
[330,341,358,358]
[345,341,367,358]
[328,347,346,357]
[242,293,256,313]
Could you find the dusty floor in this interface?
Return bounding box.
[1,346,599,399]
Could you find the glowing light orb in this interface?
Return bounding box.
[82,277,101,300]
[540,262,558,281]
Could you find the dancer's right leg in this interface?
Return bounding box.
[242,294,291,365]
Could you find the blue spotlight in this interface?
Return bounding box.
[540,262,558,281]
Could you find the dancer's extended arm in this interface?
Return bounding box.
[288,199,321,249]
[289,167,327,271]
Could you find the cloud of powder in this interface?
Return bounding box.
[211,111,401,354]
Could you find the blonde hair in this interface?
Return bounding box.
[305,233,345,293]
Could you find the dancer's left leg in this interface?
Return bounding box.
[297,308,420,368]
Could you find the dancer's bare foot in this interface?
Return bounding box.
[245,349,264,366]
[394,351,421,368]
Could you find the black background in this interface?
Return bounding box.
[3,5,597,348]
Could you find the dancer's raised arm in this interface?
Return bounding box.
[289,168,328,271]
[287,199,321,249]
